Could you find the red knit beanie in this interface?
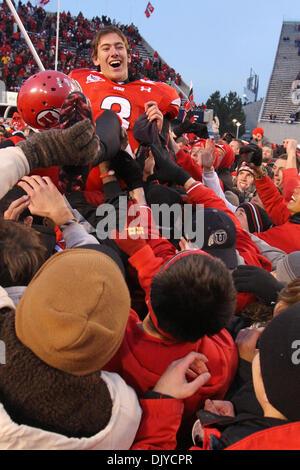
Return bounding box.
[253,127,264,136]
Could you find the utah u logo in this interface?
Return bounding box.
[36,109,60,128]
[208,230,228,247]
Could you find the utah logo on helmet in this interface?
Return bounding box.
[17,70,81,130]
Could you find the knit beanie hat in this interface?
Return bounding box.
[215,142,235,169]
[0,310,113,438]
[237,164,254,177]
[276,251,300,284]
[225,190,240,207]
[238,202,274,233]
[15,248,130,376]
[253,127,264,136]
[259,302,300,421]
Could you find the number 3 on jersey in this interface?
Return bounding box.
[100,96,131,129]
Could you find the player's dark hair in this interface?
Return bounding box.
[0,219,47,287]
[91,26,131,60]
[150,254,236,342]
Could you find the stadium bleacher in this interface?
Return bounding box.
[0,1,189,104]
[260,21,300,123]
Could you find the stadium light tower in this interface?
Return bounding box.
[243,93,249,105]
[232,119,241,138]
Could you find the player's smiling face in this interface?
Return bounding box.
[93,32,131,82]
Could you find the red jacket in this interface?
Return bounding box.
[105,309,238,423]
[254,175,300,253]
[283,168,300,203]
[225,422,300,450]
[193,418,300,450]
[131,398,183,450]
[175,149,225,192]
[105,240,238,424]
[132,398,300,450]
[176,148,203,182]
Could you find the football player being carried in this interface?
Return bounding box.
[16,26,180,196]
[69,25,181,155]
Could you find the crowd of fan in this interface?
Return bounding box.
[0,96,300,450]
[0,9,299,453]
[0,0,182,91]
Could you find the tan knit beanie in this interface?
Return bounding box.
[15,249,130,376]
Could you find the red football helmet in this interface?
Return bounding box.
[17,70,81,130]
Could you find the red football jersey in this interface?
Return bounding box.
[69,68,180,153]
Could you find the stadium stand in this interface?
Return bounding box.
[0,1,189,106]
[258,21,300,141]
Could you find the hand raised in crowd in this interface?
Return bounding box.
[204,399,235,417]
[283,138,298,153]
[190,122,209,139]
[4,194,32,226]
[239,143,262,168]
[17,175,74,226]
[144,101,163,133]
[201,138,216,171]
[153,351,211,399]
[178,236,198,252]
[211,116,220,133]
[172,118,195,138]
[235,327,265,363]
[232,264,285,306]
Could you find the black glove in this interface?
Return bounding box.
[58,91,94,192]
[150,144,190,186]
[190,122,209,139]
[135,145,149,172]
[133,112,161,146]
[239,144,262,167]
[110,150,143,191]
[172,119,195,138]
[95,110,122,163]
[58,165,90,193]
[59,91,94,129]
[17,120,100,171]
[232,265,285,306]
[222,132,235,144]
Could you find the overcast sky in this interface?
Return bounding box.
[41,0,300,104]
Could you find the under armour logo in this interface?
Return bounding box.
[0,340,5,365]
[141,86,152,92]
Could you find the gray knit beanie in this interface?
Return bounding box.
[276,251,300,284]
